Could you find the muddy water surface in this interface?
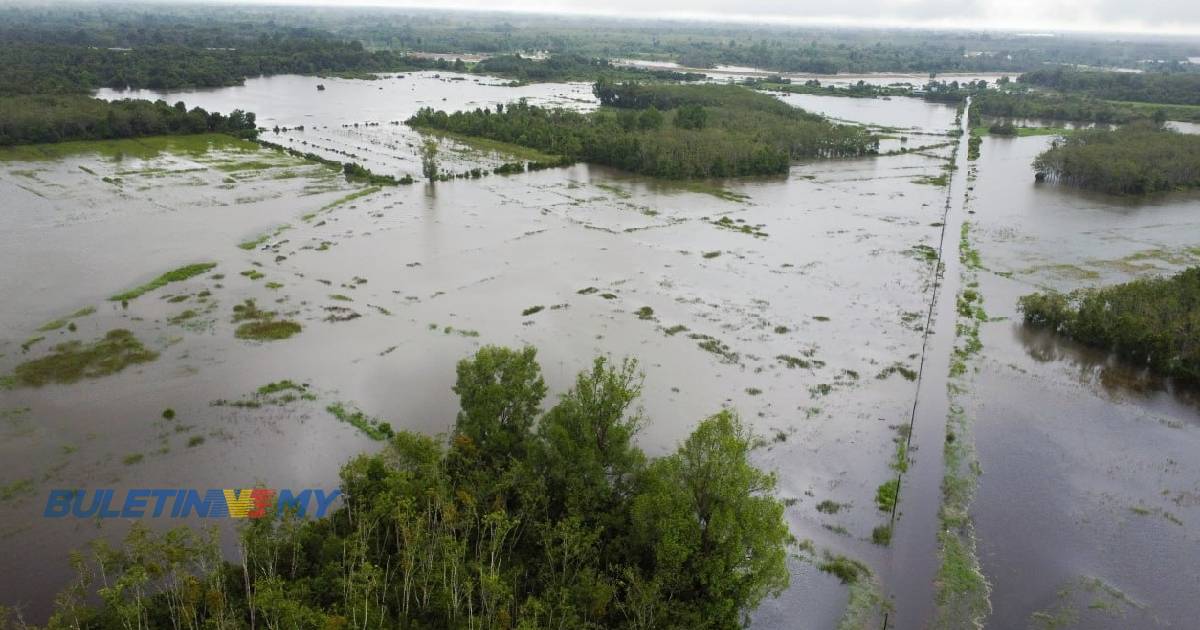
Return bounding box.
[3,74,1196,629]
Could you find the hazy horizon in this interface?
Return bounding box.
[141,0,1200,37]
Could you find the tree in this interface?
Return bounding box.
[632,411,792,627]
[536,357,646,523]
[451,345,547,470]
[420,139,439,181]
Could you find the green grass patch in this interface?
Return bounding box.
[13,329,158,387]
[326,402,394,441]
[109,263,217,301]
[875,479,899,512]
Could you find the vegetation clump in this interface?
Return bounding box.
[407,82,877,180]
[109,263,217,301]
[231,299,302,341]
[12,329,158,387]
[1018,267,1200,381]
[1032,123,1200,194]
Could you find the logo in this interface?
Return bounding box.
[43,488,341,519]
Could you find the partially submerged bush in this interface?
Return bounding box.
[1018,267,1200,381]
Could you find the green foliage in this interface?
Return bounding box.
[875,479,900,512]
[230,299,302,341]
[420,139,439,181]
[1021,67,1200,106]
[632,410,792,626]
[109,262,217,301]
[39,347,792,628]
[0,95,256,146]
[326,402,394,441]
[1032,123,1200,194]
[407,82,877,180]
[971,90,1147,124]
[12,329,158,387]
[1018,267,1200,381]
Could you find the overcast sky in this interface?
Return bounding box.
[226,0,1200,36]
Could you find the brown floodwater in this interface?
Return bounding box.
[1,73,1195,628]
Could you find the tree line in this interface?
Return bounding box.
[1019,268,1200,382]
[6,347,793,629]
[1020,68,1200,107]
[473,54,706,84]
[407,82,877,179]
[1032,123,1200,194]
[0,95,257,146]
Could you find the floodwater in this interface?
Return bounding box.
[959,133,1200,629]
[1,72,1196,629]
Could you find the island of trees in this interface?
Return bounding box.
[407,81,878,179]
[1019,268,1200,383]
[0,95,257,146]
[1031,123,1200,195]
[14,347,793,629]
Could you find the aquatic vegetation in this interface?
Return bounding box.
[818,553,870,585]
[161,408,175,420]
[231,299,301,341]
[12,329,158,387]
[328,294,352,302]
[109,262,217,301]
[745,387,762,396]
[325,402,394,441]
[1018,267,1200,382]
[122,453,144,466]
[634,306,655,320]
[816,499,845,514]
[876,362,918,381]
[240,269,265,280]
[186,435,205,447]
[776,354,816,369]
[213,380,315,408]
[576,286,599,295]
[690,333,740,364]
[0,479,36,502]
[711,215,768,237]
[875,479,899,512]
[663,324,689,336]
[702,250,722,258]
[237,233,270,250]
[521,305,545,316]
[808,383,833,397]
[872,524,893,546]
[914,174,949,186]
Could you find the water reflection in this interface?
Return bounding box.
[1014,323,1199,409]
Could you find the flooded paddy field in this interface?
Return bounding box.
[2,71,1196,629]
[957,134,1200,628]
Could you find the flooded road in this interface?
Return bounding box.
[2,73,1197,628]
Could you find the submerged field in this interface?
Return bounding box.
[1,71,1197,629]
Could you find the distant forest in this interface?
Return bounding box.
[408,82,878,179]
[1021,68,1200,107]
[3,4,1199,97]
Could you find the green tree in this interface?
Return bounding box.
[420,139,440,181]
[632,411,792,627]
